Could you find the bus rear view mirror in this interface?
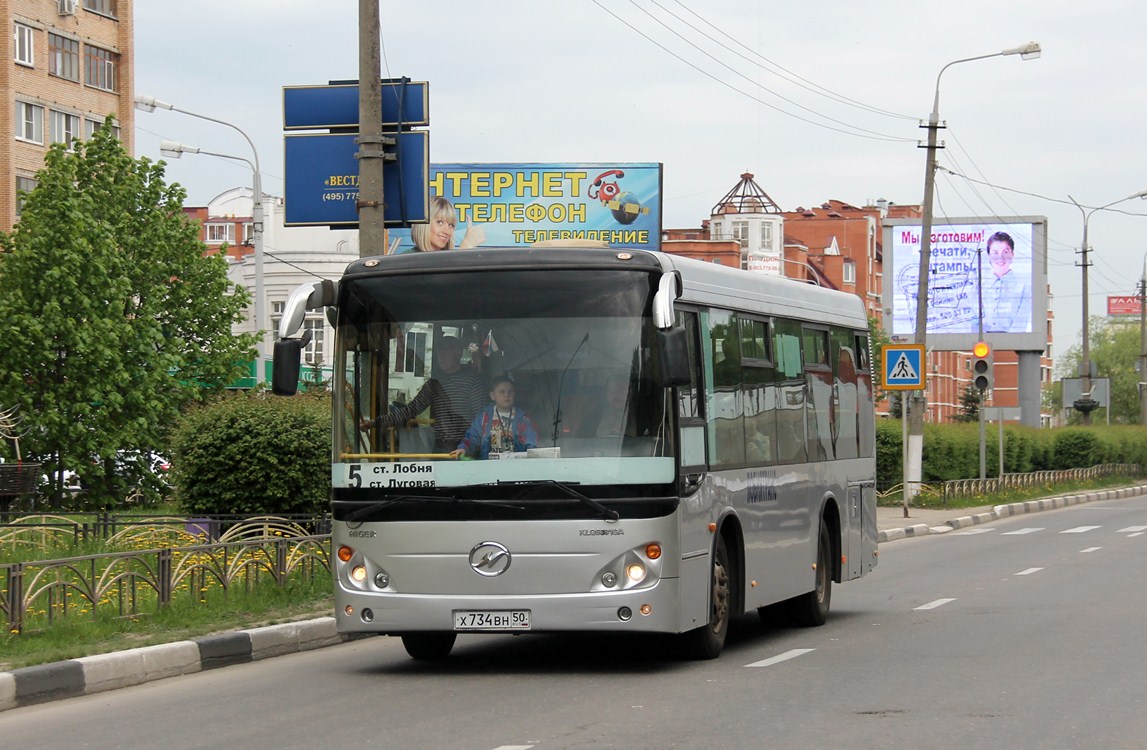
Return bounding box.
[658,327,692,387]
[272,330,313,396]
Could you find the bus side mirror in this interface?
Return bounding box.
[657,327,692,387]
[272,331,313,396]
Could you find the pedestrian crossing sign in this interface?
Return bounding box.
[882,344,925,390]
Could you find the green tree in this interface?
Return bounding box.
[0,122,257,506]
[954,384,981,423]
[1056,317,1142,424]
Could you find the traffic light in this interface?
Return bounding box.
[971,341,993,392]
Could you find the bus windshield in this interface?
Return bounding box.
[334,267,676,490]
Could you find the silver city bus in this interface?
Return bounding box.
[274,246,877,660]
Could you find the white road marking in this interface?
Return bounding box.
[1061,526,1101,534]
[491,746,535,750]
[1003,528,1044,535]
[914,598,957,611]
[1081,547,1102,553]
[1015,567,1043,576]
[953,528,995,535]
[1117,526,1147,533]
[745,648,815,668]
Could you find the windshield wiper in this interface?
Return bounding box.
[497,479,620,522]
[336,495,455,523]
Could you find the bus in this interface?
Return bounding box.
[273,246,878,660]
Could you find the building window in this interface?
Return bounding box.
[843,260,856,284]
[84,45,118,92]
[83,0,118,17]
[50,110,81,147]
[14,23,35,67]
[48,33,80,82]
[302,318,325,365]
[16,101,45,144]
[242,223,255,245]
[205,223,235,244]
[732,220,749,248]
[15,176,37,217]
[84,118,118,140]
[760,221,773,248]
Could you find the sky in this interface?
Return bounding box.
[132,1,1147,373]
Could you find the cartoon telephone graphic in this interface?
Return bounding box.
[588,169,625,203]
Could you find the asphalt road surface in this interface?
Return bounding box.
[3,495,1145,749]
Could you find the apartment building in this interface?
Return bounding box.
[2,0,133,232]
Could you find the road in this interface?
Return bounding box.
[2,496,1145,749]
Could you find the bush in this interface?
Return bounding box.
[172,392,330,516]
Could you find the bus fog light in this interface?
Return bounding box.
[344,605,354,616]
[601,571,618,587]
[361,608,374,623]
[626,563,646,583]
[351,565,368,583]
[617,607,632,621]
[374,571,390,588]
[640,604,652,616]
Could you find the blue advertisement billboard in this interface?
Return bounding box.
[881,216,1048,352]
[387,162,663,252]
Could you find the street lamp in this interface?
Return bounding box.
[1067,190,1147,424]
[904,42,1041,507]
[1141,250,1147,426]
[135,96,267,386]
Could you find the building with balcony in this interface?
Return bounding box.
[2,0,133,232]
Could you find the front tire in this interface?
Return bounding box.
[788,522,832,627]
[401,632,457,660]
[683,534,732,659]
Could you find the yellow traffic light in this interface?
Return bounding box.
[972,340,990,358]
[971,341,993,391]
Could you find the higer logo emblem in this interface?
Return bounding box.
[469,542,512,577]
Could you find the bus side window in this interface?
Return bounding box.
[675,310,706,469]
[773,319,807,464]
[708,310,744,468]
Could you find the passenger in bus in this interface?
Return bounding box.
[359,336,487,453]
[409,196,485,252]
[451,375,540,459]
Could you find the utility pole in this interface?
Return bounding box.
[1140,270,1147,425]
[358,0,386,258]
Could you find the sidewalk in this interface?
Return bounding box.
[4,483,1145,712]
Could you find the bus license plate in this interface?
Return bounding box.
[453,610,531,631]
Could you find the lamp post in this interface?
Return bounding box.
[135,96,267,386]
[1067,190,1147,424]
[904,42,1041,507]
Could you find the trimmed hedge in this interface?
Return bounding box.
[875,420,1147,490]
[171,392,331,516]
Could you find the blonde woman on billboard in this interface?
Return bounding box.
[410,196,485,251]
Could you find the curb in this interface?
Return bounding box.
[0,616,355,712]
[877,484,1147,544]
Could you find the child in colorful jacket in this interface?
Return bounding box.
[451,375,540,459]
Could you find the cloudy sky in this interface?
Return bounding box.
[133,1,1147,371]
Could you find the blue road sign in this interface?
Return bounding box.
[882,344,925,390]
[283,81,429,130]
[283,131,429,227]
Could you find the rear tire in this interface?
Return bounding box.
[401,632,457,660]
[682,534,732,659]
[788,522,832,627]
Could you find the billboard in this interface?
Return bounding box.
[387,162,663,252]
[1107,295,1144,317]
[881,216,1048,352]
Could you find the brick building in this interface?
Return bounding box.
[2,0,134,233]
[662,172,1053,424]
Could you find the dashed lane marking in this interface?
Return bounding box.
[1003,528,1044,535]
[1061,526,1101,534]
[745,648,816,668]
[914,598,957,611]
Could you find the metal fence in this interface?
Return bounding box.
[1,516,331,635]
[940,464,1142,504]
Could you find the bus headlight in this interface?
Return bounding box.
[626,563,646,584]
[592,542,663,591]
[351,565,368,583]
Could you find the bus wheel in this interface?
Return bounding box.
[401,632,457,660]
[683,534,731,659]
[788,522,832,627]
